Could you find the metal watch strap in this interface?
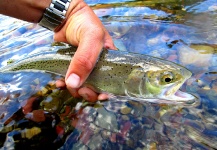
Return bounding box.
[39,0,71,31]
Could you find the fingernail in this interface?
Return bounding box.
[98,93,110,100]
[66,73,80,88]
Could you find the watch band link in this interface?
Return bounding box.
[39,0,71,31]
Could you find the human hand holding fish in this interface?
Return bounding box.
[0,0,116,101]
[53,0,117,101]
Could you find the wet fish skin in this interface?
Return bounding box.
[1,46,193,101]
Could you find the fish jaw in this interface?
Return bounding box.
[157,68,195,101]
[159,86,196,101]
[173,90,196,101]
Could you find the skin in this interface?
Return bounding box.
[0,0,116,102]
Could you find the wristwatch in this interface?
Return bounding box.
[39,0,72,31]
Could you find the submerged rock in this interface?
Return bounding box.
[94,107,119,132]
[178,44,212,67]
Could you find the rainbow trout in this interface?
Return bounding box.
[1,46,195,101]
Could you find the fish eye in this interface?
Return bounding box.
[164,77,172,82]
[160,72,174,84]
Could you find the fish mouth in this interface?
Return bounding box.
[170,68,196,102]
[161,67,195,102]
[173,90,196,101]
[160,79,197,103]
[156,89,198,105]
[161,89,197,101]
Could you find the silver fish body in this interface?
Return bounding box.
[1,46,195,101]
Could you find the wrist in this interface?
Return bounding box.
[39,0,71,31]
[30,0,52,22]
[0,0,51,22]
[38,0,86,32]
[65,0,86,18]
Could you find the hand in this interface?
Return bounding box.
[54,0,116,102]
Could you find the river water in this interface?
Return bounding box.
[0,0,217,149]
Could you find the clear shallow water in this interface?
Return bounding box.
[0,0,217,149]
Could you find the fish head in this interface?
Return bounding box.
[124,59,195,101]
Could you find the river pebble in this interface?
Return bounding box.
[120,106,132,114]
[94,107,119,132]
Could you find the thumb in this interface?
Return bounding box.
[65,33,104,88]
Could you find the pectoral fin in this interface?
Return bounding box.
[123,68,144,97]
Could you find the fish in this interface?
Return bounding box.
[0,45,195,102]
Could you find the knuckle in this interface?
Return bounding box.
[96,28,105,38]
[74,55,94,73]
[87,27,105,40]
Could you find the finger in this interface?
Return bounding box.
[98,93,110,101]
[53,28,68,43]
[55,78,66,89]
[103,29,117,50]
[78,87,98,102]
[65,29,104,89]
[67,87,81,98]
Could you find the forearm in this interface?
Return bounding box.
[0,0,51,23]
[0,0,85,23]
